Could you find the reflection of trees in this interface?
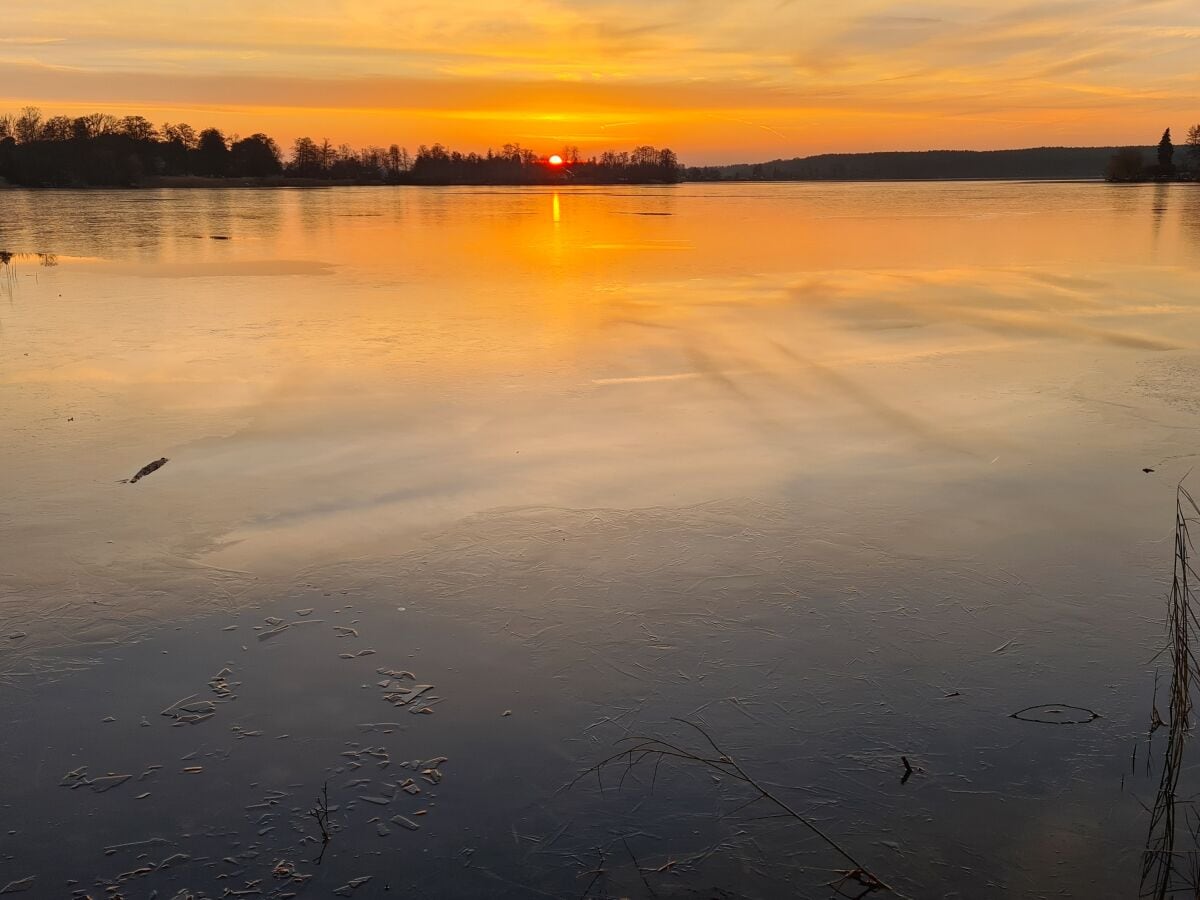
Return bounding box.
[1149,182,1169,245]
[0,250,12,303]
[1180,182,1200,259]
[0,191,285,262]
[0,249,59,303]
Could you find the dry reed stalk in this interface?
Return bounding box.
[1141,485,1200,898]
[577,718,908,899]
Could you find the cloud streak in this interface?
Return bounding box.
[3,0,1199,161]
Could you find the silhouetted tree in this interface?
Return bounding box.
[194,128,230,176]
[332,143,357,175]
[78,113,118,139]
[1186,125,1200,169]
[14,107,42,143]
[386,144,406,176]
[41,116,74,141]
[318,139,335,172]
[119,116,158,141]
[360,146,387,177]
[407,141,681,185]
[1158,129,1174,164]
[230,133,282,177]
[1153,127,1176,180]
[289,136,321,176]
[0,105,684,187]
[152,123,194,174]
[657,148,680,180]
[162,122,198,149]
[1105,148,1146,182]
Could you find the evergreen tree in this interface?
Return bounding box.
[1157,128,1175,176]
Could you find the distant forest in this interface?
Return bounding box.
[687,146,1154,182]
[1102,128,1200,183]
[688,127,1200,183]
[0,107,682,187]
[5,106,1200,188]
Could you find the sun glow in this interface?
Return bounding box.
[4,0,1200,161]
[547,154,564,166]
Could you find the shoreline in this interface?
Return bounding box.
[5,176,1197,189]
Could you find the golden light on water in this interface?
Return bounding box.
[4,164,1200,899]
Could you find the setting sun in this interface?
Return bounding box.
[5,0,1200,160]
[547,154,564,166]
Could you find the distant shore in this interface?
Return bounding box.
[4,108,1197,186]
[6,175,1195,190]
[0,116,683,188]
[0,176,682,189]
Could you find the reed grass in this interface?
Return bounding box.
[1141,485,1200,898]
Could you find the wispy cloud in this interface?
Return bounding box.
[0,36,66,45]
[2,0,1199,161]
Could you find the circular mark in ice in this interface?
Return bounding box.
[1010,704,1100,725]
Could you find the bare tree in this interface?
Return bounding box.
[290,136,319,175]
[162,122,198,148]
[75,113,118,139]
[14,106,43,143]
[41,116,74,141]
[1105,148,1145,182]
[1186,125,1200,164]
[318,138,335,172]
[119,116,158,141]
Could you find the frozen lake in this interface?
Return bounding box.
[2,182,1199,897]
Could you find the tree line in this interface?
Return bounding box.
[687,147,1161,182]
[0,107,681,187]
[404,144,680,184]
[1105,127,1200,182]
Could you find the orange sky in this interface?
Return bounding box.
[3,0,1199,164]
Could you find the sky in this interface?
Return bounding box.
[2,0,1199,164]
